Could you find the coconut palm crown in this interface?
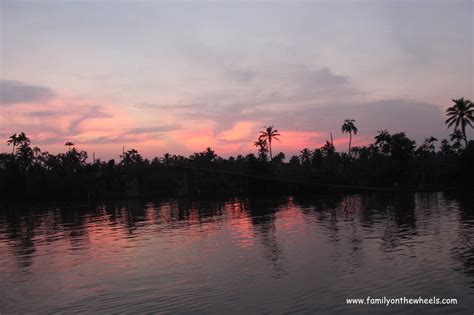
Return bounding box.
[258,126,281,160]
[341,119,358,154]
[445,97,473,147]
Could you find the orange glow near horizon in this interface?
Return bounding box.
[0,93,374,160]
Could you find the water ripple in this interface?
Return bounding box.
[0,192,473,314]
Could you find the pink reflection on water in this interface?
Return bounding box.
[226,200,256,249]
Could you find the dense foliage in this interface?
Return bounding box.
[1,98,472,200]
[0,129,472,201]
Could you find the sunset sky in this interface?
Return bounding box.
[1,1,472,160]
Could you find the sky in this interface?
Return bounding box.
[0,0,473,160]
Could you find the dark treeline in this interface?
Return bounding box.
[1,130,472,200]
[1,98,473,200]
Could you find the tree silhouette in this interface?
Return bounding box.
[32,146,41,157]
[65,141,75,152]
[1,108,473,201]
[189,147,217,166]
[416,137,437,156]
[259,126,281,160]
[7,132,30,155]
[321,141,335,157]
[389,132,415,160]
[7,133,19,154]
[341,119,358,154]
[273,152,286,165]
[375,129,391,155]
[32,146,42,165]
[440,139,453,156]
[161,153,172,166]
[450,130,464,153]
[120,149,143,166]
[254,138,269,160]
[424,136,437,153]
[445,97,473,147]
[16,143,33,172]
[17,132,31,145]
[300,148,312,166]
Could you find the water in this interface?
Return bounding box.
[0,192,473,314]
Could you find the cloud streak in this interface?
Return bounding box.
[1,2,471,159]
[0,80,55,105]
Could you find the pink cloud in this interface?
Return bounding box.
[0,89,407,161]
[0,94,134,156]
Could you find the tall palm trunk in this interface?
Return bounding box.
[348,132,352,155]
[269,138,273,160]
[462,124,468,147]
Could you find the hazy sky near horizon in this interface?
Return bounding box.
[1,0,473,159]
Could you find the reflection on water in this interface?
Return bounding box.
[0,192,473,314]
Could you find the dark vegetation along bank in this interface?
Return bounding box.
[1,97,473,201]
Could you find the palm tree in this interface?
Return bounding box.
[17,143,33,171]
[259,126,281,160]
[17,132,30,145]
[6,132,30,155]
[253,138,269,159]
[341,119,358,154]
[65,141,75,152]
[445,97,473,147]
[374,129,391,155]
[7,133,19,154]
